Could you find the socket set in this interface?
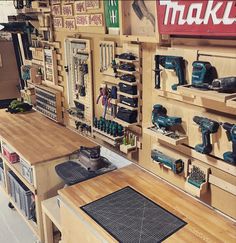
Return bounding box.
[35,85,62,123]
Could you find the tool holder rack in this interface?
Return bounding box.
[17,0,236,220]
[35,84,62,123]
[65,38,93,136]
[185,162,210,198]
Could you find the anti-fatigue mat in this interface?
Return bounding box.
[81,186,186,243]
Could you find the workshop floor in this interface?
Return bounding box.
[0,189,37,243]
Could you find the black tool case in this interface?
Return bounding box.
[120,95,138,107]
[119,83,137,95]
[116,108,137,123]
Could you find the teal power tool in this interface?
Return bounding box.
[192,61,214,89]
[193,116,220,154]
[154,55,186,91]
[222,122,236,165]
[151,149,184,174]
[152,104,182,133]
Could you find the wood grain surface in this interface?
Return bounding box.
[59,164,236,242]
[0,110,95,164]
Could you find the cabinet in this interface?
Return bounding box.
[0,110,95,242]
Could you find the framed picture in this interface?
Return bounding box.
[53,17,63,28]
[64,18,76,30]
[62,4,74,16]
[52,5,61,16]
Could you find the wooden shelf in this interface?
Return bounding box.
[178,85,236,103]
[116,69,137,75]
[143,126,187,146]
[117,103,138,111]
[116,58,138,63]
[93,128,123,147]
[227,98,236,108]
[120,144,137,154]
[113,118,139,127]
[2,157,36,194]
[32,59,44,66]
[42,196,61,231]
[118,80,138,86]
[39,27,50,31]
[0,175,39,237]
[117,91,139,98]
[185,179,208,198]
[120,35,159,44]
[93,128,123,141]
[17,7,50,14]
[9,196,39,236]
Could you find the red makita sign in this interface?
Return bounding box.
[157,0,236,36]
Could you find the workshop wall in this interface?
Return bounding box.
[18,0,236,220]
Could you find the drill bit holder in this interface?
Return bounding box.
[185,162,210,198]
[120,131,138,154]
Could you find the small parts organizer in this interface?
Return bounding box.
[43,48,58,85]
[35,85,62,123]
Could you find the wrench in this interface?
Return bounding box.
[100,43,103,72]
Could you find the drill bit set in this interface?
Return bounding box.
[188,166,206,188]
[93,117,124,138]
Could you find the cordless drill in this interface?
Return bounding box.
[193,116,220,154]
[151,149,184,174]
[154,55,186,91]
[152,104,182,130]
[222,122,236,165]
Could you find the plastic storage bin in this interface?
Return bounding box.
[7,171,33,219]
[20,158,34,185]
[0,160,5,187]
[2,143,19,163]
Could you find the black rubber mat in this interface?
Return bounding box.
[55,161,96,185]
[81,186,186,243]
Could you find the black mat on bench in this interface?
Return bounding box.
[81,186,187,243]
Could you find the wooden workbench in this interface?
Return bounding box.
[0,109,95,242]
[59,164,236,243]
[0,110,94,164]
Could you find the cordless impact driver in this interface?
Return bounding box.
[222,122,236,165]
[193,116,220,154]
[152,104,182,132]
[154,55,186,91]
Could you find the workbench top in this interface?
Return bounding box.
[59,164,236,242]
[0,110,95,165]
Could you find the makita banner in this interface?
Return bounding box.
[157,0,236,36]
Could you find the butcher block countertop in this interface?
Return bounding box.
[59,164,236,242]
[0,110,95,165]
